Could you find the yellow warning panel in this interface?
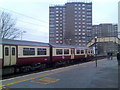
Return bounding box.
[1,87,10,90]
[31,77,60,85]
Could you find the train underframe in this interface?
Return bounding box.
[2,57,93,76]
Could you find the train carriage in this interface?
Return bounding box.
[74,47,87,60]
[0,43,2,68]
[17,45,50,66]
[74,46,93,61]
[0,39,94,75]
[87,49,94,58]
[1,39,50,71]
[51,45,75,63]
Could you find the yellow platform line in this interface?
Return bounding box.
[31,77,60,85]
[0,66,78,88]
[1,86,10,90]
[1,60,102,88]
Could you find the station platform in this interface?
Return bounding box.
[0,57,119,89]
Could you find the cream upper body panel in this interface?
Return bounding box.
[0,44,2,59]
[18,45,50,58]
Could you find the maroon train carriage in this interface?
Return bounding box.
[74,46,94,62]
[87,49,94,58]
[50,44,94,65]
[1,39,94,75]
[75,47,88,60]
[1,39,51,75]
[50,44,75,66]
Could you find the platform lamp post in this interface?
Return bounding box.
[20,31,26,40]
[95,36,97,67]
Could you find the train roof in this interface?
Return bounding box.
[1,39,90,49]
[50,44,90,49]
[1,39,49,47]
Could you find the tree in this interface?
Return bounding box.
[0,12,21,39]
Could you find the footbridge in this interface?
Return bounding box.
[87,37,120,47]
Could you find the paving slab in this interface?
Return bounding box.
[1,57,119,89]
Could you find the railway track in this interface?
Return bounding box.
[2,56,106,80]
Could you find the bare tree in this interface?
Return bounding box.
[0,12,21,39]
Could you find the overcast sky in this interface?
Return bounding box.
[0,0,119,42]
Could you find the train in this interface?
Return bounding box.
[0,39,94,75]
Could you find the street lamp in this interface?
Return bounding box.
[20,31,26,40]
[95,36,97,67]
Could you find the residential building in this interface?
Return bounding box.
[49,1,92,46]
[49,5,65,44]
[92,24,118,38]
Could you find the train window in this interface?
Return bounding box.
[12,48,15,55]
[81,50,84,54]
[56,49,62,55]
[71,49,73,54]
[23,48,29,55]
[91,50,93,54]
[76,49,80,54]
[37,48,46,55]
[23,48,35,55]
[88,50,90,54]
[64,49,69,54]
[30,48,35,55]
[5,47,9,56]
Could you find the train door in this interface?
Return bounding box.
[85,49,87,58]
[71,48,75,59]
[4,45,17,66]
